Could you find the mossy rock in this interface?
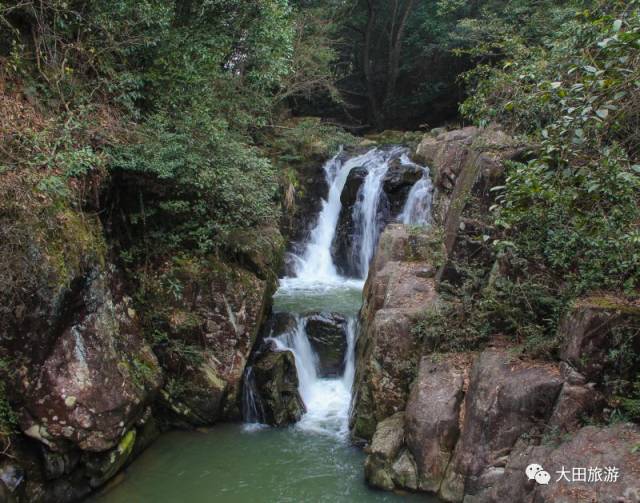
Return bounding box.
[86,430,136,488]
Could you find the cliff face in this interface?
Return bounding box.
[0,172,284,501]
[352,126,640,502]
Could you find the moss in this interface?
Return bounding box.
[33,203,105,289]
[0,188,107,321]
[364,130,423,148]
[225,226,285,283]
[353,414,377,442]
[405,226,446,267]
[89,429,137,487]
[0,379,17,439]
[577,295,640,316]
[130,356,159,390]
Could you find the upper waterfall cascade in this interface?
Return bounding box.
[285,146,433,286]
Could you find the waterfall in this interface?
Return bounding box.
[248,145,433,438]
[350,147,405,278]
[267,315,357,438]
[290,147,404,285]
[293,149,368,284]
[342,318,358,390]
[399,157,434,227]
[267,316,318,402]
[241,367,265,424]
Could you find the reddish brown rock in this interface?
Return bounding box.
[440,350,563,502]
[20,269,162,453]
[405,355,471,493]
[490,423,640,503]
[350,225,441,440]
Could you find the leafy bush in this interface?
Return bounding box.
[462,1,640,297]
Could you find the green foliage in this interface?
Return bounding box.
[262,117,357,165]
[618,381,640,422]
[0,361,16,439]
[413,300,487,354]
[114,111,279,255]
[462,1,640,297]
[1,0,337,262]
[415,254,566,358]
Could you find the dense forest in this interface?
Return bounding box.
[0,0,639,502]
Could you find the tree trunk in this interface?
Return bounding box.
[363,0,384,129]
[384,0,414,108]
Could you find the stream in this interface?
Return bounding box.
[93,148,435,503]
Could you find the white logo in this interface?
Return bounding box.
[526,463,551,485]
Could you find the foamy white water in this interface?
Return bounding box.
[399,154,434,226]
[268,316,357,438]
[351,147,406,277]
[294,148,390,283]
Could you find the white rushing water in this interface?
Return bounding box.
[399,155,434,226]
[351,147,403,277]
[290,149,367,285]
[246,146,434,439]
[267,317,357,438]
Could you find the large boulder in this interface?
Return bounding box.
[0,201,106,397]
[251,350,305,427]
[490,423,640,503]
[360,346,604,502]
[439,350,564,502]
[20,268,162,453]
[303,312,348,377]
[405,355,471,493]
[145,253,278,424]
[157,351,226,427]
[414,126,526,286]
[341,166,369,208]
[364,413,416,491]
[559,296,640,384]
[414,127,479,195]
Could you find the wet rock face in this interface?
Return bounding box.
[304,312,348,377]
[263,312,298,338]
[341,166,369,208]
[332,166,368,276]
[382,158,424,215]
[21,268,162,453]
[252,350,305,427]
